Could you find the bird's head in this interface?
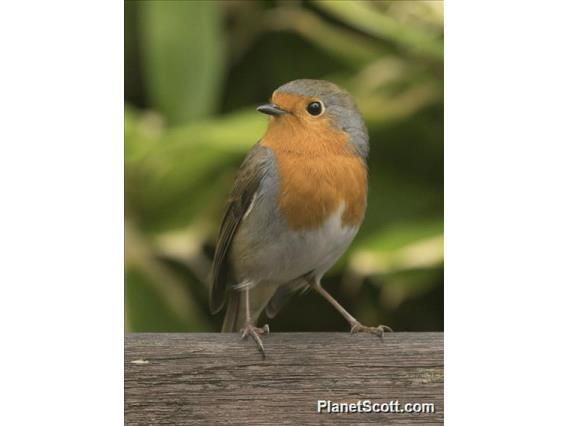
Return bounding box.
[257,79,369,158]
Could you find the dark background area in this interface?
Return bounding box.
[125,0,443,332]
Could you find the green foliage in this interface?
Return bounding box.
[137,0,224,124]
[125,0,444,332]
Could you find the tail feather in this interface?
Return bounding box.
[221,291,245,332]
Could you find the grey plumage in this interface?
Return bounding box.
[209,143,275,315]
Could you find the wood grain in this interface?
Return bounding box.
[125,332,443,425]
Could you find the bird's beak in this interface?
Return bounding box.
[256,103,287,116]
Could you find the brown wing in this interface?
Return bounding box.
[209,143,272,314]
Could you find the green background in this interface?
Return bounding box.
[125,0,443,332]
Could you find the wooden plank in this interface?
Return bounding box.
[125,332,443,425]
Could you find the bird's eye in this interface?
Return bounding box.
[306,101,323,116]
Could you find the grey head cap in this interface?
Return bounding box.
[276,79,369,158]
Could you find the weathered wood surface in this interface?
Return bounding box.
[125,333,443,425]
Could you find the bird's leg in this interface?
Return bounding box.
[240,286,270,358]
[312,281,392,341]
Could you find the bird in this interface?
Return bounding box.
[210,79,391,357]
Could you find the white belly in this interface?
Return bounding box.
[234,203,359,284]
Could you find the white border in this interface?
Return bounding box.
[1,1,568,424]
[0,1,123,424]
[446,1,568,424]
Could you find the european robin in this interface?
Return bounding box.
[210,79,391,357]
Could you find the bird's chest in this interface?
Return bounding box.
[275,202,359,279]
[275,153,367,231]
[232,150,367,283]
[237,199,359,283]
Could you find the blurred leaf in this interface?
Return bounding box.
[266,6,381,66]
[124,106,164,162]
[379,267,442,311]
[125,268,190,332]
[138,0,225,124]
[125,221,208,330]
[350,220,443,276]
[125,107,266,232]
[358,81,441,125]
[154,226,212,286]
[358,220,443,252]
[313,0,443,60]
[165,109,265,152]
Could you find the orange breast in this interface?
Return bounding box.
[260,115,367,231]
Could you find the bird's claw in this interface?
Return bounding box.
[240,323,270,358]
[350,323,393,341]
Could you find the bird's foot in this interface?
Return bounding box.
[350,322,393,342]
[240,323,270,359]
